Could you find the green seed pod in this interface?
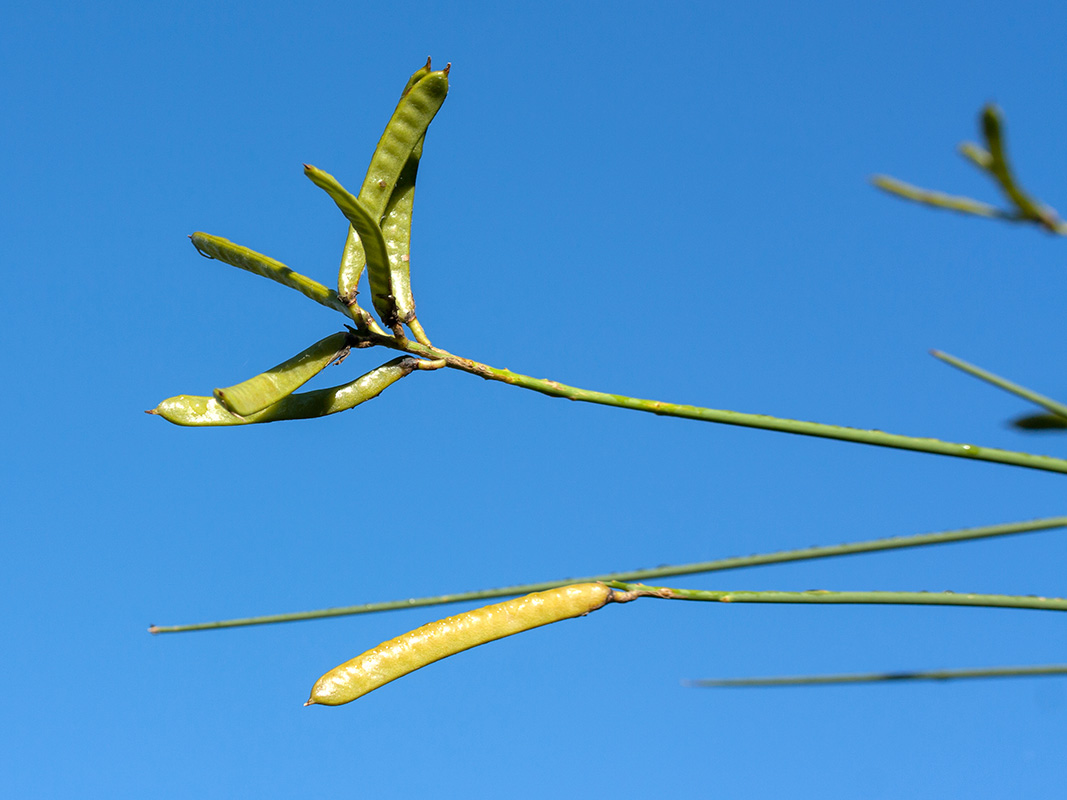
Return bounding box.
[213,332,350,417]
[148,357,417,426]
[304,164,397,327]
[400,56,433,98]
[358,67,448,222]
[190,232,349,314]
[337,62,448,313]
[380,137,422,324]
[306,583,614,707]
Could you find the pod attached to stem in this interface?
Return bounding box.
[213,332,351,417]
[306,583,614,706]
[149,357,418,426]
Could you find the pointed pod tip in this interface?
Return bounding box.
[303,698,317,707]
[444,62,451,75]
[145,408,159,415]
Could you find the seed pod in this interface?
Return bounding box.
[304,164,397,327]
[213,332,350,417]
[306,583,614,707]
[358,65,448,222]
[380,137,422,325]
[338,61,448,313]
[148,357,417,426]
[190,232,348,314]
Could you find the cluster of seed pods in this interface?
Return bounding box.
[148,59,450,427]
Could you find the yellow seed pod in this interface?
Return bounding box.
[306,583,614,706]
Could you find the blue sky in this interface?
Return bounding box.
[3,1,1067,797]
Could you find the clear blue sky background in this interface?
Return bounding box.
[3,2,1066,797]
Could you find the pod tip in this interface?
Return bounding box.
[303,698,317,707]
[145,408,159,415]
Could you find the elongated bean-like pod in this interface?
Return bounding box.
[148,357,417,426]
[306,583,615,706]
[981,104,1054,225]
[337,225,368,306]
[380,137,423,324]
[337,60,446,306]
[190,233,349,314]
[358,66,448,222]
[304,164,397,326]
[401,57,433,98]
[213,332,350,417]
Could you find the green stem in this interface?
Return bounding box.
[685,664,1067,688]
[606,582,1067,612]
[357,332,1067,475]
[932,349,1067,420]
[147,516,1066,633]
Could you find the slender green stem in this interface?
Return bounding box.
[351,331,1067,475]
[685,664,1067,688]
[605,582,1067,612]
[147,516,1066,633]
[932,349,1067,420]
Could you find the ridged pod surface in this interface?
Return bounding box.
[190,233,348,314]
[213,332,350,417]
[149,358,417,426]
[338,60,449,321]
[304,165,396,326]
[307,583,614,706]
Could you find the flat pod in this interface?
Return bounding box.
[190,233,348,314]
[304,165,397,327]
[380,137,423,324]
[214,332,350,417]
[306,583,614,706]
[357,67,449,221]
[338,61,448,310]
[148,357,417,426]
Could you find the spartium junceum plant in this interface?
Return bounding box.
[149,59,1067,703]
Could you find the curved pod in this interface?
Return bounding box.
[149,357,417,426]
[214,332,350,417]
[306,583,614,706]
[304,165,396,326]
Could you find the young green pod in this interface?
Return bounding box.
[400,56,433,98]
[337,62,448,309]
[190,232,348,314]
[213,332,350,417]
[358,66,448,222]
[148,357,417,426]
[304,164,397,326]
[306,583,615,707]
[380,137,423,325]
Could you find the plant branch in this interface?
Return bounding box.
[603,583,1067,612]
[870,175,1009,220]
[348,330,1067,475]
[932,349,1067,420]
[684,664,1067,688]
[147,516,1066,633]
